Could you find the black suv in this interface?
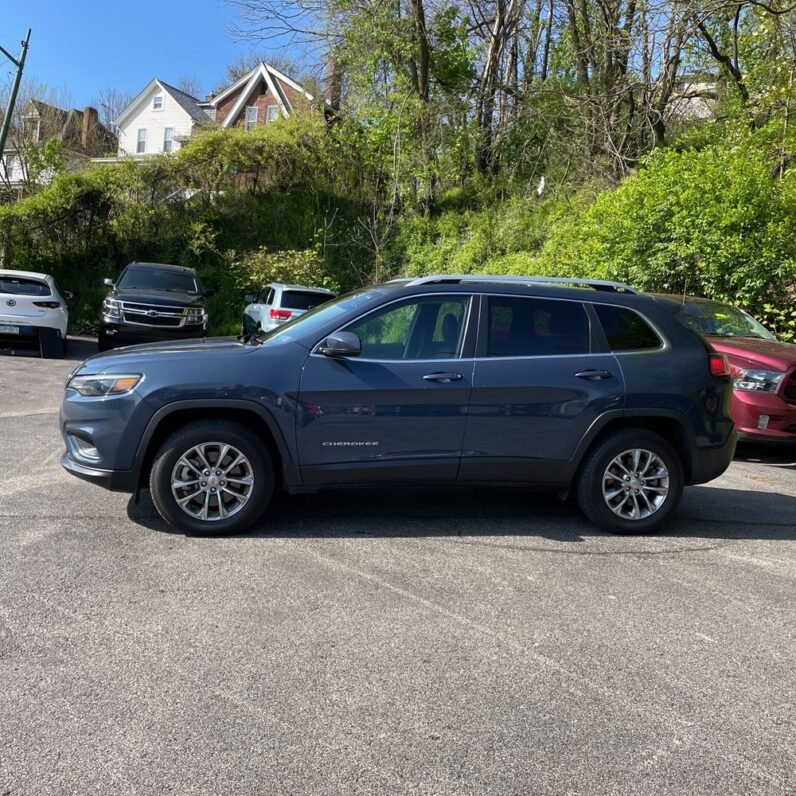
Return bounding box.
[62,275,736,535]
[98,262,209,351]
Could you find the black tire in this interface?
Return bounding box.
[575,429,684,534]
[39,327,65,359]
[149,420,274,535]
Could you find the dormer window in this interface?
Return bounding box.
[244,106,258,131]
[23,118,40,143]
[153,95,164,111]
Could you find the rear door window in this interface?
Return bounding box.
[281,290,333,311]
[485,296,590,357]
[0,277,51,296]
[594,304,662,351]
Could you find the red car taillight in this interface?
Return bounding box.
[269,308,293,320]
[33,301,61,309]
[709,353,731,377]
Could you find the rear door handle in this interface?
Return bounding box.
[575,369,613,380]
[423,372,463,382]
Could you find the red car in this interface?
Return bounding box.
[658,296,796,443]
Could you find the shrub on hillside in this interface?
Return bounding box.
[537,141,796,318]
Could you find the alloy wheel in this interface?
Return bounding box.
[171,442,254,522]
[601,448,670,521]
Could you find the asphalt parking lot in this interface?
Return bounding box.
[1,339,794,795]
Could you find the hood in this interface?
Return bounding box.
[709,336,796,372]
[78,336,254,373]
[111,287,205,306]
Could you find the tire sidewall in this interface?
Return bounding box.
[150,422,274,535]
[577,431,684,534]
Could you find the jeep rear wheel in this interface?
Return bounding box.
[149,420,274,535]
[576,429,684,534]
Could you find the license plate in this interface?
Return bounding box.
[0,324,20,334]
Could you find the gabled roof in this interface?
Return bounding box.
[10,99,115,155]
[115,79,210,127]
[208,62,316,129]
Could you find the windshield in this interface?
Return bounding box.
[254,289,380,345]
[118,266,199,294]
[678,301,776,340]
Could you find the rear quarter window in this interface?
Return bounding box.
[594,304,662,351]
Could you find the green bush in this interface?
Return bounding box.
[537,141,796,317]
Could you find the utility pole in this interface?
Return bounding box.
[0,28,32,158]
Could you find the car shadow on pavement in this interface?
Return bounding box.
[0,336,96,362]
[734,442,796,471]
[127,483,796,543]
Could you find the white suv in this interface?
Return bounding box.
[0,269,70,357]
[243,283,336,335]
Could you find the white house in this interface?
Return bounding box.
[112,65,323,159]
[114,80,213,157]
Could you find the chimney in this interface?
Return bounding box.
[325,51,343,111]
[81,106,99,153]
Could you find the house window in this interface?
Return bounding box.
[163,128,174,153]
[136,128,146,154]
[266,105,280,123]
[23,118,40,143]
[244,106,258,131]
[153,95,163,110]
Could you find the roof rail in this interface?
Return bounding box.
[392,274,639,294]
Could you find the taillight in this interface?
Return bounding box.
[33,301,61,309]
[270,308,293,320]
[709,353,731,377]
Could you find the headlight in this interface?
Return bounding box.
[185,307,207,325]
[67,373,142,397]
[733,369,785,393]
[102,297,121,319]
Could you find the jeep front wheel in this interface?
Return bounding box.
[576,429,684,534]
[149,420,274,535]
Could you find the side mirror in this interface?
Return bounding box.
[318,331,361,358]
[244,294,256,304]
[64,290,74,300]
[103,278,114,287]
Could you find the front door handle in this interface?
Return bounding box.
[575,369,613,380]
[423,372,463,383]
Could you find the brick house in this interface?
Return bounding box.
[112,63,320,160]
[206,62,316,129]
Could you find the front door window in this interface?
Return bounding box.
[344,296,469,360]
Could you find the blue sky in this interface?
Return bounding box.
[0,0,287,108]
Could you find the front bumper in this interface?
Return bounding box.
[60,451,138,492]
[99,320,206,348]
[732,390,796,443]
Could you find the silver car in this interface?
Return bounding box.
[243,283,337,335]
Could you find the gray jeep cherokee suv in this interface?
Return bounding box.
[60,275,736,535]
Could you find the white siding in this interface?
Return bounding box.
[0,152,28,185]
[117,85,195,157]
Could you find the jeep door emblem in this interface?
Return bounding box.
[6,299,16,307]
